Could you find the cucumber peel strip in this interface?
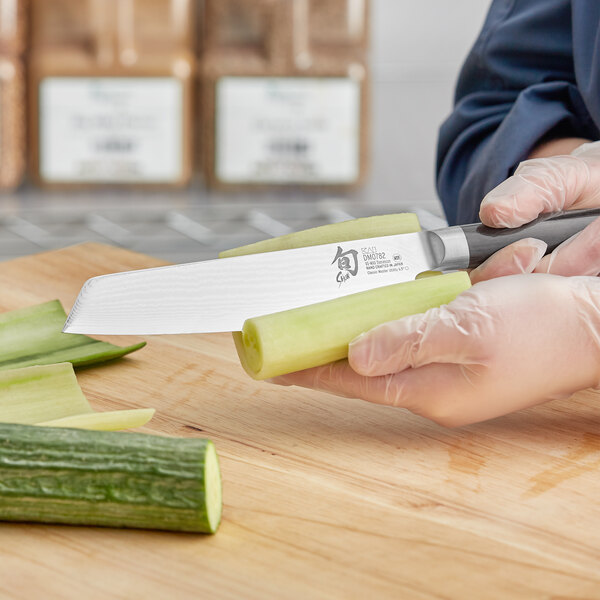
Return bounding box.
[219,213,422,258]
[0,299,145,370]
[0,363,155,431]
[37,408,156,431]
[0,363,92,423]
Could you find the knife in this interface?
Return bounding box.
[63,208,600,335]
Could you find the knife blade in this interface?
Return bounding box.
[63,208,600,335]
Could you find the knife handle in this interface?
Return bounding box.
[443,208,600,270]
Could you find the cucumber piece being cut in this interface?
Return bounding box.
[221,212,437,379]
[219,213,421,258]
[235,271,472,379]
[0,423,222,533]
[0,299,145,370]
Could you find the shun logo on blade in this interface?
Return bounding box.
[332,246,358,285]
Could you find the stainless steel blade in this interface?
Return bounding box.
[63,232,435,334]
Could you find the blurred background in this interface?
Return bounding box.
[0,0,489,263]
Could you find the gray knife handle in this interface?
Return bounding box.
[428,208,600,270]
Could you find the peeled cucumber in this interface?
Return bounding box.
[235,271,472,379]
[0,423,222,533]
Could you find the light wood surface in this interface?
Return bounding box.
[1,243,600,600]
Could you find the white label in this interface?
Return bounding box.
[39,77,183,183]
[216,77,361,184]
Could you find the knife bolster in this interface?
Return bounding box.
[426,228,470,271]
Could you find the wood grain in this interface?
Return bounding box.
[1,243,599,600]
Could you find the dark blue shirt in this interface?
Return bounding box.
[436,0,600,225]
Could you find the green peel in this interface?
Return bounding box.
[219,213,421,258]
[0,299,145,370]
[37,408,156,431]
[0,363,155,432]
[0,363,92,423]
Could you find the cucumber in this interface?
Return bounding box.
[235,272,472,379]
[0,423,222,533]
[0,300,145,370]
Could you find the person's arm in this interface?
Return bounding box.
[437,0,599,225]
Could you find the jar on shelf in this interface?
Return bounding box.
[29,0,196,188]
[0,0,26,190]
[201,0,370,191]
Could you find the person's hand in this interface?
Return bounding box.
[471,141,600,282]
[271,274,600,427]
[480,141,600,227]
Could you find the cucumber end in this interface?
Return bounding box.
[204,441,223,534]
[242,322,262,374]
[233,322,263,379]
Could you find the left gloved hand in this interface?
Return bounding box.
[271,273,600,427]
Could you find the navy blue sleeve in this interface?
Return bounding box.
[436,0,599,225]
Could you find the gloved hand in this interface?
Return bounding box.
[472,141,600,281]
[271,274,600,427]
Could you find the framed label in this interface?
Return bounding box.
[39,77,183,183]
[216,77,361,184]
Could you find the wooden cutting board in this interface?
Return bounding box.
[0,243,599,600]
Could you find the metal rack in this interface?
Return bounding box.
[0,185,445,264]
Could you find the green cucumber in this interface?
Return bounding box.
[0,300,145,370]
[0,423,222,533]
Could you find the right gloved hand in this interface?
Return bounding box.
[480,141,600,227]
[468,141,600,283]
[468,218,600,283]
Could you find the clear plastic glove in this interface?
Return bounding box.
[480,141,600,227]
[469,237,547,284]
[475,141,600,280]
[271,274,600,427]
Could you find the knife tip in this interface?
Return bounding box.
[62,312,79,334]
[62,276,100,334]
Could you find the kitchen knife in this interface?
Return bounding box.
[64,208,600,335]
